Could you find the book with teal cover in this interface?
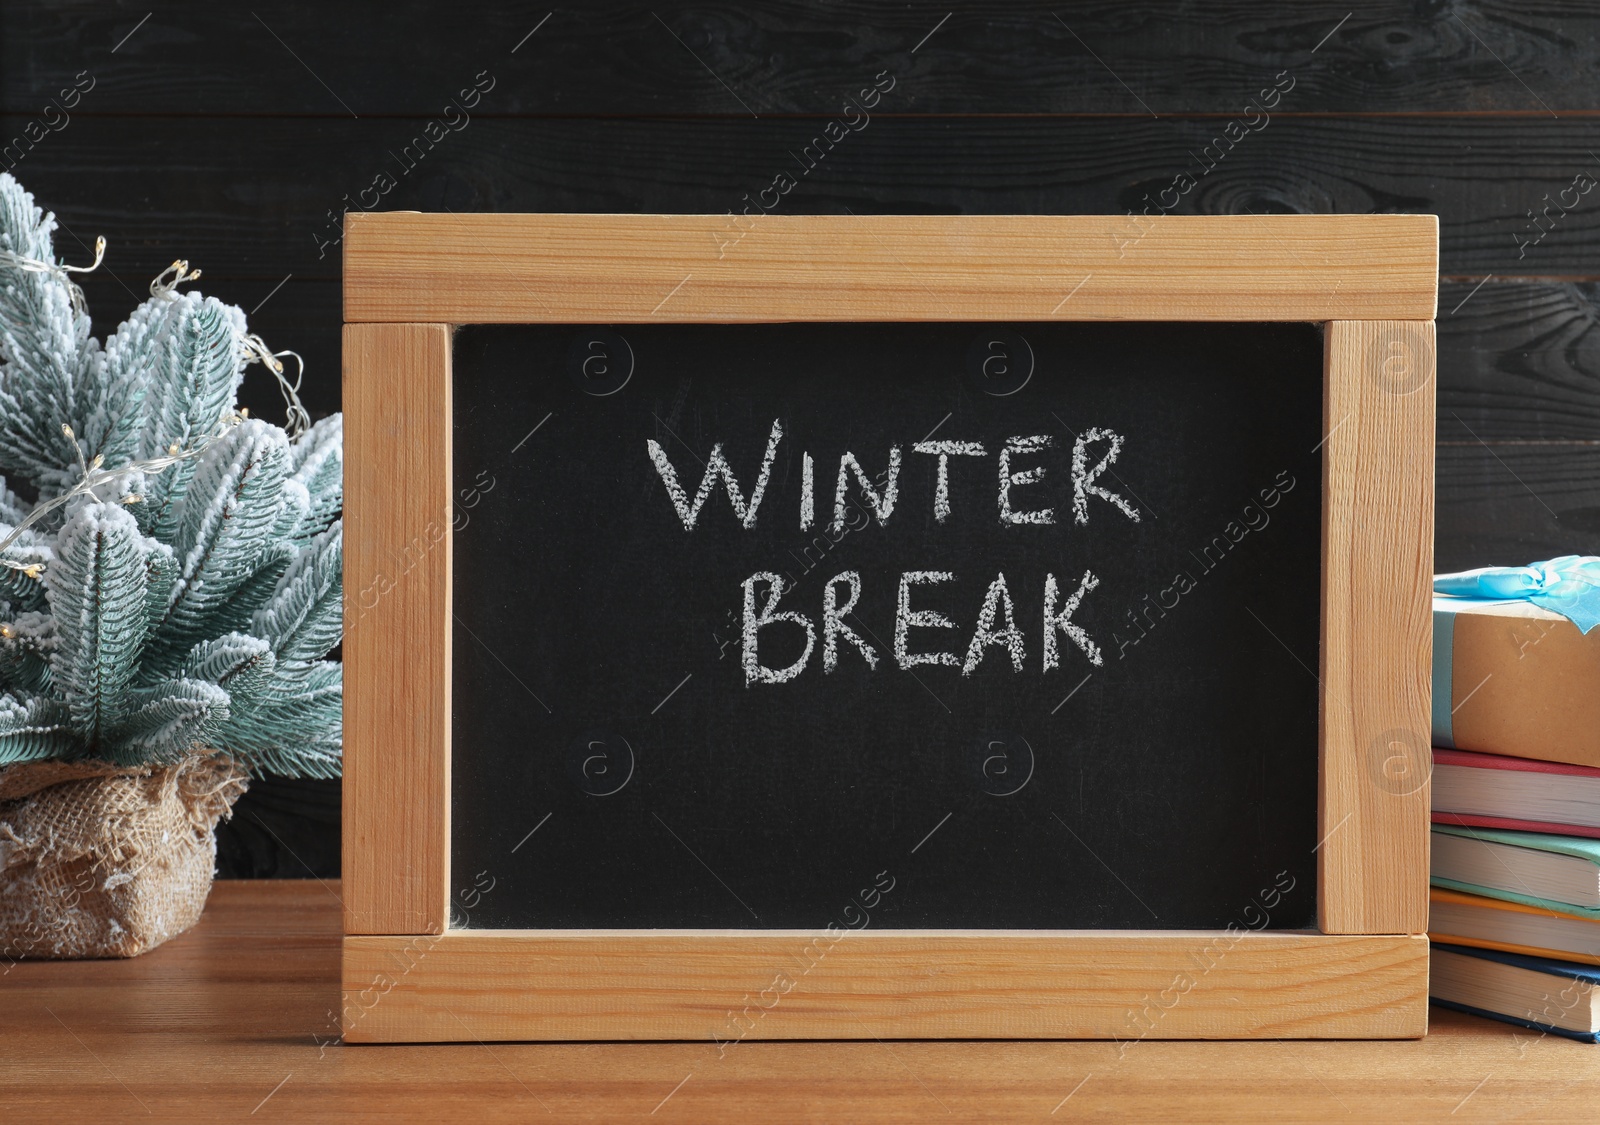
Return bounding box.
[1431,824,1600,919]
[1432,942,1600,1043]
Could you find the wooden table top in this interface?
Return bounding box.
[4,880,1598,1122]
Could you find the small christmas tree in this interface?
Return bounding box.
[0,173,341,777]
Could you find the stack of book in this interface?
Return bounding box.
[1429,747,1600,1040]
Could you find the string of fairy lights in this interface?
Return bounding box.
[0,239,311,584]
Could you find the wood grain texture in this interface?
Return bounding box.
[341,930,1428,1042]
[342,323,452,934]
[8,3,1600,115]
[1438,279,1600,442]
[11,883,1597,1122]
[1436,443,1600,572]
[1319,321,1435,936]
[15,114,1583,281]
[343,212,1438,324]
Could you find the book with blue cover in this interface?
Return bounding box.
[1431,941,1600,1041]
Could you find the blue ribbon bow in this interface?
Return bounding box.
[1434,555,1600,635]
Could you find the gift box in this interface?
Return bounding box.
[1433,558,1600,770]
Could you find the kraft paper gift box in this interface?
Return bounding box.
[1433,592,1600,770]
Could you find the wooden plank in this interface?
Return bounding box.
[1319,322,1434,935]
[342,323,452,935]
[8,3,1600,115]
[1439,279,1600,443]
[1436,443,1600,572]
[343,213,1437,323]
[14,116,1600,284]
[16,883,1595,1120]
[340,931,1428,1042]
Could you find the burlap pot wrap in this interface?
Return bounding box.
[0,753,248,959]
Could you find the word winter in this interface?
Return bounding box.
[646,418,1141,531]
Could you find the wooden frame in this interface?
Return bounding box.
[342,213,1437,1042]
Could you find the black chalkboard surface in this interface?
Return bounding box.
[450,322,1323,930]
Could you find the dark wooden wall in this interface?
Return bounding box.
[5,2,1597,877]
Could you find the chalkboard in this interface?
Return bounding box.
[449,321,1323,930]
